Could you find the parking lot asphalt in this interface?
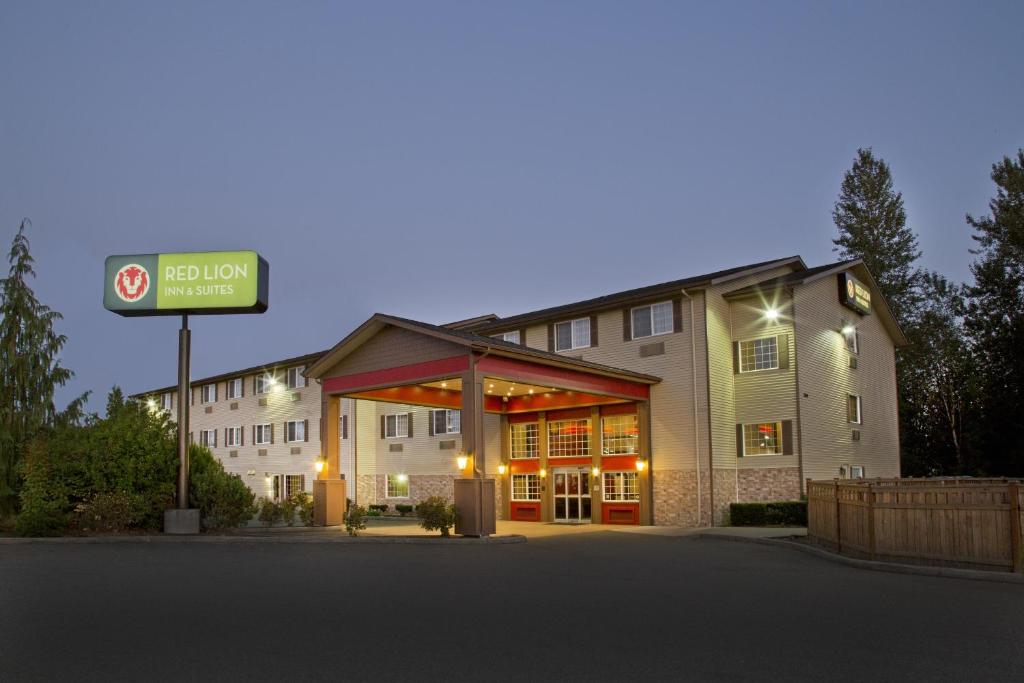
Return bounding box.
[1,531,1021,682]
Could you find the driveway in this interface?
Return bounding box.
[1,532,1020,682]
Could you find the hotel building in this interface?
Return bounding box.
[140,255,903,526]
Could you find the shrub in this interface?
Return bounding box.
[280,495,298,527]
[395,504,414,517]
[73,491,145,532]
[416,496,458,537]
[730,501,807,527]
[292,491,314,526]
[258,498,283,527]
[188,445,256,529]
[345,505,367,536]
[368,504,389,513]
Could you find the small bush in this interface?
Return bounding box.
[15,498,66,537]
[730,501,807,527]
[368,504,389,513]
[416,496,458,537]
[73,491,145,532]
[189,445,256,529]
[345,505,367,536]
[258,498,283,527]
[292,491,314,526]
[280,495,298,527]
[395,504,414,517]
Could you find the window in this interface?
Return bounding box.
[511,473,541,501]
[226,378,242,399]
[201,384,217,404]
[341,414,349,440]
[742,422,782,456]
[431,409,461,435]
[739,336,779,372]
[850,465,865,479]
[548,418,591,457]
[555,318,590,351]
[385,413,409,438]
[273,474,305,501]
[386,474,409,498]
[200,429,217,448]
[847,394,862,424]
[844,327,859,354]
[255,374,273,395]
[631,301,673,339]
[510,423,539,459]
[285,420,306,443]
[601,414,638,455]
[603,471,640,501]
[496,331,521,344]
[286,366,306,389]
[254,423,272,445]
[160,392,173,411]
[225,427,242,447]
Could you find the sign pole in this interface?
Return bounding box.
[177,313,190,509]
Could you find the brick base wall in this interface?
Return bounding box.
[653,469,698,527]
[737,467,802,503]
[711,469,738,526]
[354,475,503,516]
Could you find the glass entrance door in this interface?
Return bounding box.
[553,468,592,523]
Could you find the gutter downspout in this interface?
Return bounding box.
[681,288,702,527]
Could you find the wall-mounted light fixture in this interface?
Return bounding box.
[635,458,647,472]
[497,464,507,475]
[397,473,408,483]
[314,458,325,474]
[591,466,600,477]
[539,468,547,478]
[765,307,780,321]
[841,324,855,336]
[456,453,469,471]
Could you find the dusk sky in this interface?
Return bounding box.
[1,1,1021,413]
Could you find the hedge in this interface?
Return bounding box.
[729,501,807,527]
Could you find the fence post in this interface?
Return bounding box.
[1010,481,1022,574]
[834,479,841,554]
[867,483,877,560]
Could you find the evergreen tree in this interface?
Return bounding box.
[833,148,921,321]
[964,150,1024,475]
[0,220,87,515]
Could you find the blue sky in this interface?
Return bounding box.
[1,1,1021,412]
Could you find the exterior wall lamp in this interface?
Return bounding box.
[591,466,600,477]
[765,307,780,321]
[841,324,855,335]
[314,458,325,474]
[497,464,507,476]
[539,468,547,478]
[456,454,469,471]
[635,458,647,472]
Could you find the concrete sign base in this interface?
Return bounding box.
[164,509,201,535]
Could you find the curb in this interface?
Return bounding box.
[0,534,527,546]
[696,532,1024,585]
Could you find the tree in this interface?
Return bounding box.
[0,220,87,515]
[963,150,1024,475]
[833,148,921,321]
[897,272,976,475]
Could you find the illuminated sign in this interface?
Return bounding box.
[104,251,269,316]
[838,272,871,315]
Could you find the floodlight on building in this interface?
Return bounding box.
[765,307,780,321]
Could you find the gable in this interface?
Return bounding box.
[316,325,467,379]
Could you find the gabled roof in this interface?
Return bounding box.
[724,258,908,346]
[467,255,806,333]
[304,313,661,385]
[443,313,499,330]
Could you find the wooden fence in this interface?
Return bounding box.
[807,478,1023,573]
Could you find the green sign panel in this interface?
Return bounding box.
[838,272,871,316]
[104,251,269,316]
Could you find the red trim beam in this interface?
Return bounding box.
[322,355,469,394]
[476,355,650,400]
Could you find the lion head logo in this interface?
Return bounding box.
[847,279,856,300]
[114,264,150,302]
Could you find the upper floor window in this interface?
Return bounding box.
[631,301,673,339]
[225,427,242,447]
[431,409,461,435]
[601,414,638,455]
[341,414,349,440]
[555,318,590,351]
[201,384,217,404]
[384,413,409,439]
[160,392,173,411]
[496,331,521,344]
[199,429,217,448]
[742,422,782,456]
[548,418,591,457]
[511,473,541,501]
[739,336,779,372]
[254,423,272,445]
[847,394,862,424]
[386,474,409,498]
[226,378,243,399]
[603,471,640,501]
[255,373,273,395]
[510,422,539,459]
[844,327,859,354]
[286,366,306,389]
[285,419,307,443]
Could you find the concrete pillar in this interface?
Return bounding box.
[538,411,550,522]
[321,394,341,479]
[638,401,653,525]
[499,414,510,520]
[590,406,602,523]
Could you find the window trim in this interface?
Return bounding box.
[160,392,173,410]
[286,366,306,390]
[225,426,242,448]
[741,421,784,456]
[844,326,859,355]
[431,409,461,435]
[510,473,541,501]
[385,474,410,499]
[384,413,409,439]
[630,300,674,340]
[554,317,591,352]
[254,423,272,445]
[602,470,640,502]
[496,330,521,344]
[547,418,592,458]
[600,414,639,456]
[254,373,273,395]
[738,335,781,373]
[201,384,217,404]
[226,378,242,400]
[200,429,217,448]
[847,394,862,425]
[509,422,540,459]
[285,419,306,443]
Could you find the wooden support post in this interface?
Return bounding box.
[1010,481,1022,574]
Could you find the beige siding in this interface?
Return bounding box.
[318,325,465,378]
[793,271,901,481]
